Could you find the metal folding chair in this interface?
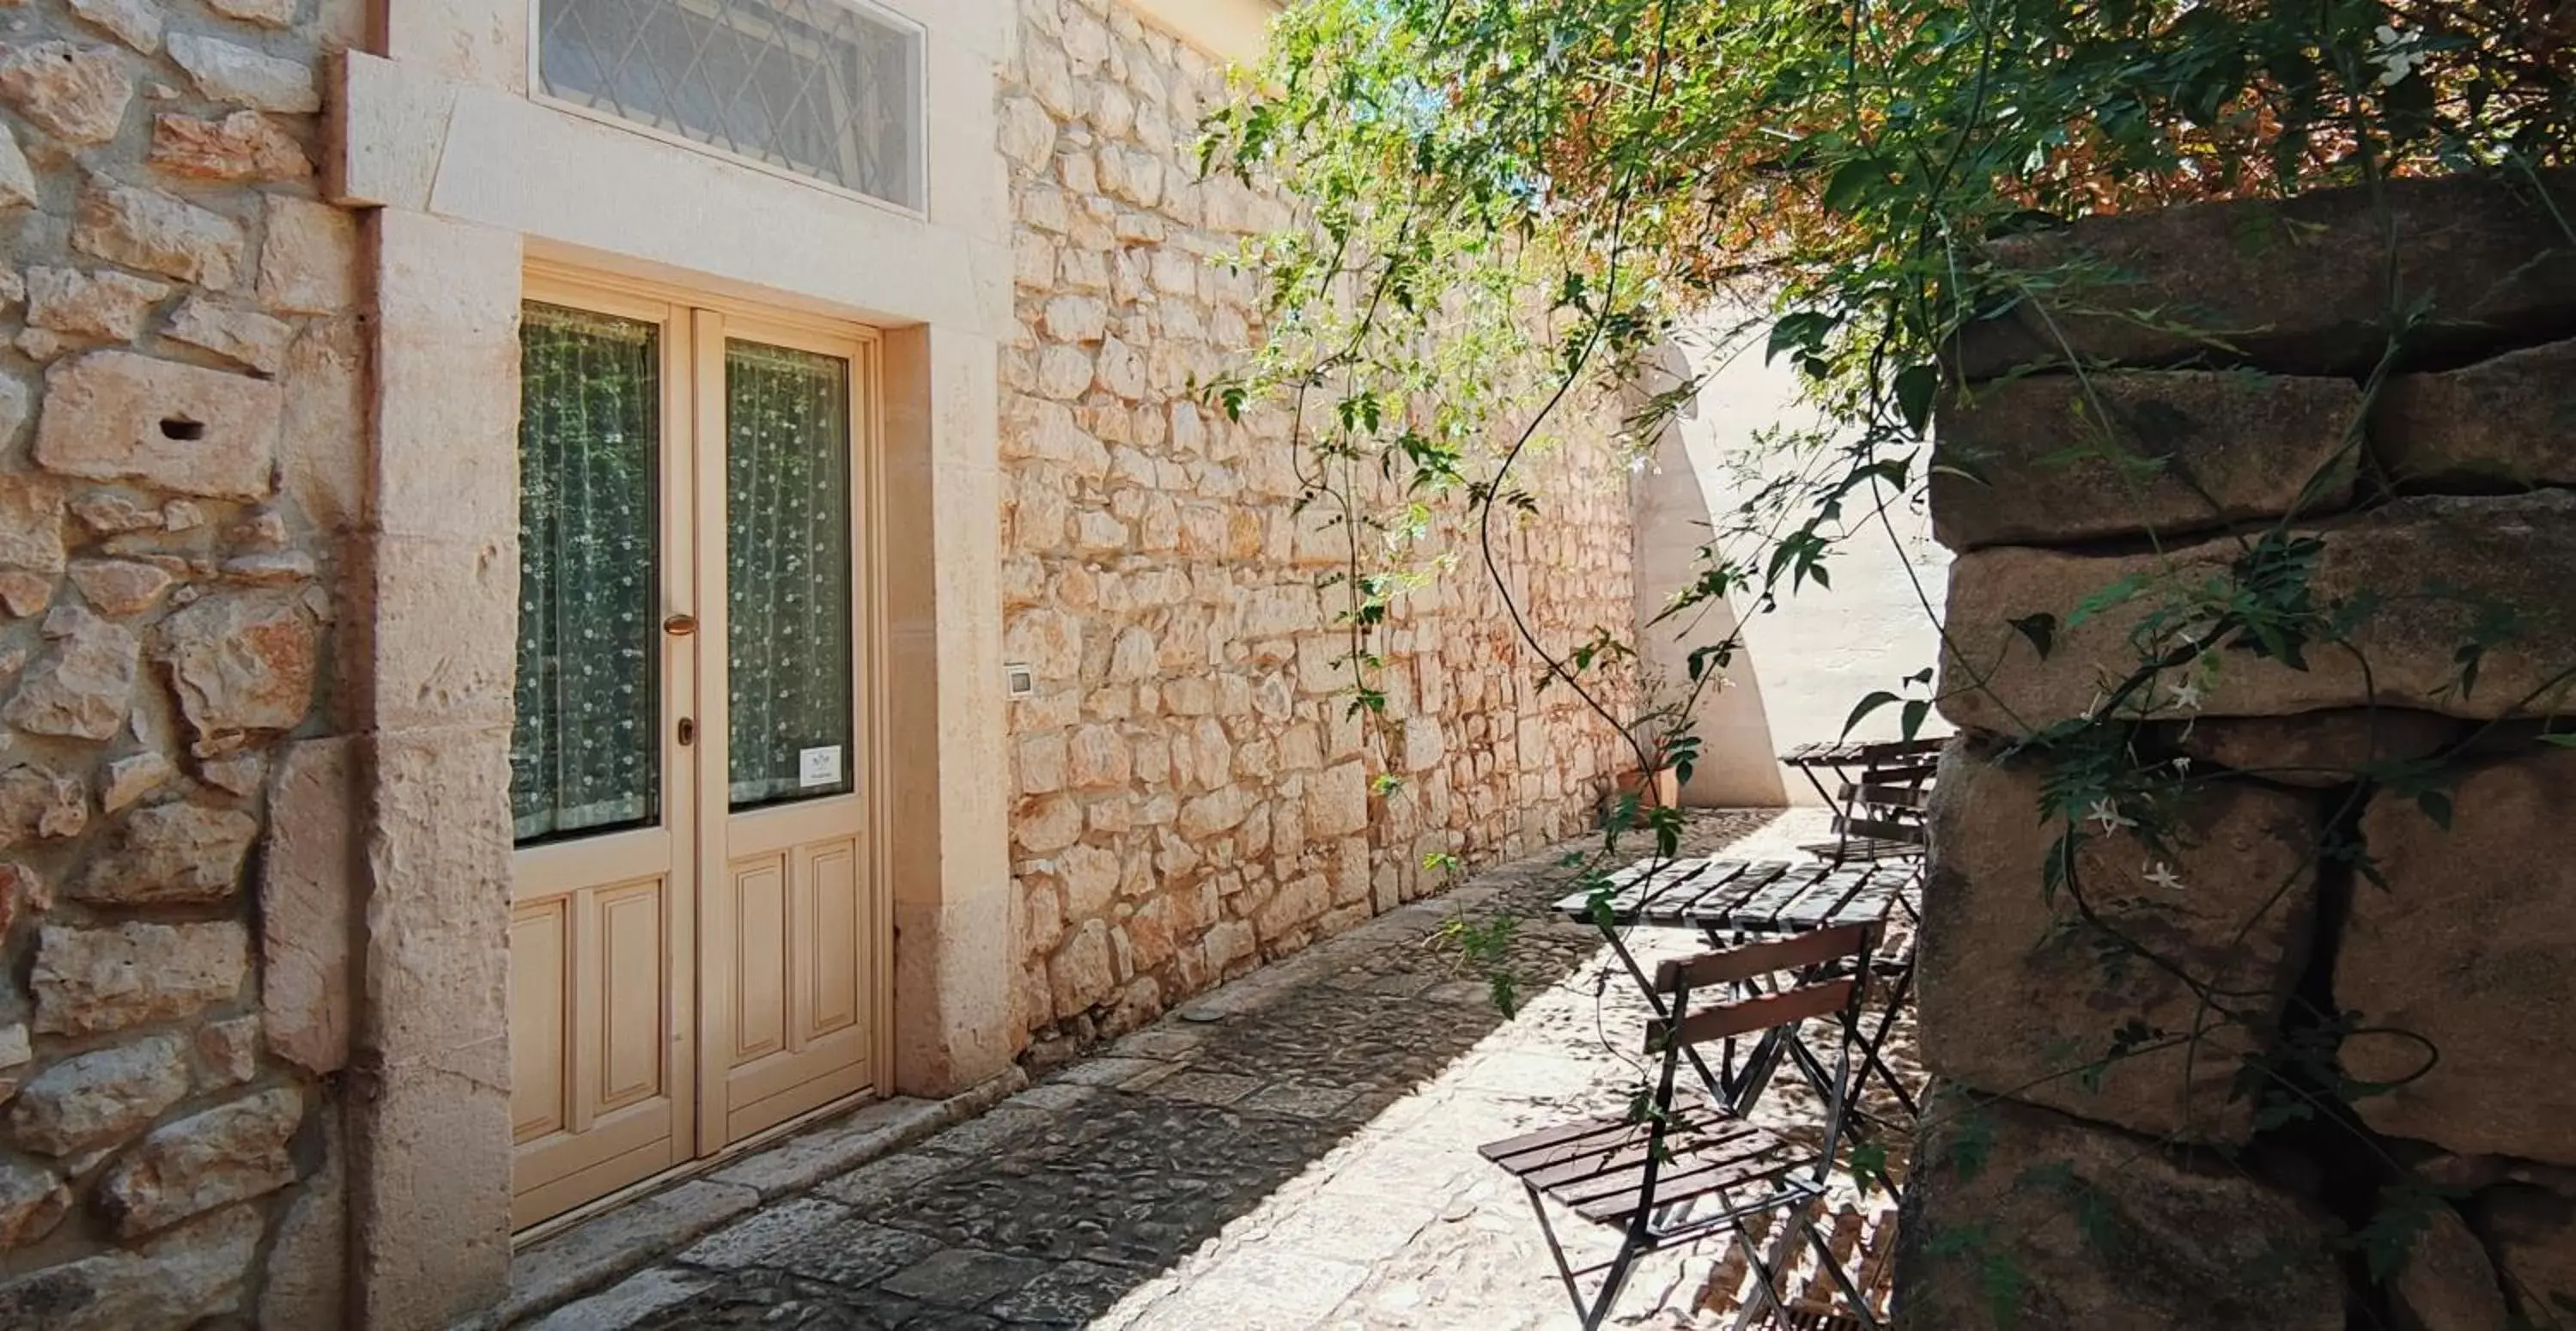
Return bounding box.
[1479,925,1884,1330]
[1783,738,1942,865]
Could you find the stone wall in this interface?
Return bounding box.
[998,0,1637,1054]
[0,0,363,1323]
[1901,169,2576,1328]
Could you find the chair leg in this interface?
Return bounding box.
[1524,1180,1649,1331]
[1525,1182,1593,1325]
[1583,1239,1645,1331]
[1731,1208,1807,1331]
[1797,1212,1883,1328]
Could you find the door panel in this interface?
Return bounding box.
[510,902,570,1142]
[700,319,876,1149]
[729,853,790,1062]
[508,289,697,1229]
[508,281,882,1229]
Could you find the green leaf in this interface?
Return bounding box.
[1901,698,1931,742]
[2417,790,2453,830]
[2008,613,2057,659]
[1766,311,1839,365]
[1843,690,1901,738]
[1821,157,1881,214]
[1894,362,1940,434]
[2543,734,2576,749]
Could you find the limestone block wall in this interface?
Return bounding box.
[0,0,366,1323]
[1901,169,2576,1328]
[998,0,1635,1051]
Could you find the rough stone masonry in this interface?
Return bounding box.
[0,0,367,1325]
[998,0,1637,1061]
[1900,168,2576,1329]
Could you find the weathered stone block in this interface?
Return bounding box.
[2343,748,2576,1164]
[65,0,162,54]
[70,801,259,905]
[0,1201,259,1328]
[0,473,67,575]
[34,351,280,498]
[1305,759,1370,839]
[0,42,134,145]
[2378,337,2576,490]
[3,605,138,740]
[162,298,293,374]
[100,1086,301,1237]
[258,195,358,314]
[0,1161,69,1248]
[31,921,248,1036]
[167,32,319,113]
[72,178,244,289]
[0,763,86,846]
[2480,1176,2576,1325]
[68,557,173,617]
[0,123,36,211]
[4,1035,189,1155]
[2162,708,2470,788]
[257,1103,344,1328]
[1940,493,2576,733]
[149,110,311,182]
[100,750,172,811]
[195,1015,258,1089]
[262,738,353,1074]
[2392,1203,2511,1331]
[1896,1089,2344,1330]
[1953,168,2576,378]
[155,590,319,740]
[27,264,173,341]
[1920,746,2321,1141]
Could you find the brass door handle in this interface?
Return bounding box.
[665,614,697,636]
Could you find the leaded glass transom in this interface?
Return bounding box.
[537,0,925,210]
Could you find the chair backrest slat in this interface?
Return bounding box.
[1651,922,1873,994]
[1835,815,1927,845]
[1648,979,1856,1050]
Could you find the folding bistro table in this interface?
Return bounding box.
[1553,856,1922,1120]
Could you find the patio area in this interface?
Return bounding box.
[518,807,1911,1330]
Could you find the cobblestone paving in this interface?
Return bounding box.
[537,810,1899,1331]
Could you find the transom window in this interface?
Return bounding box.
[536,0,926,210]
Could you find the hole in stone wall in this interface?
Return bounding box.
[159,416,206,442]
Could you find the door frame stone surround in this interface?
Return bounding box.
[335,1,1019,1323]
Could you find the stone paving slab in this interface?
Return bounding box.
[524,810,1909,1331]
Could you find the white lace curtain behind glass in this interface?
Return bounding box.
[513,303,661,843]
[726,340,856,809]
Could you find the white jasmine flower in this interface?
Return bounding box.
[2145,861,2186,893]
[2087,798,2135,836]
[2372,25,2427,87]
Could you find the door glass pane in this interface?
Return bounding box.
[726,339,856,810]
[513,302,662,844]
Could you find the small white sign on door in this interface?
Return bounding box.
[799,746,844,789]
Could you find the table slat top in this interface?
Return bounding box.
[1556,857,1918,934]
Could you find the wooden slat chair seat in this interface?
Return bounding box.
[1479,1108,1814,1229]
[1480,926,1885,1330]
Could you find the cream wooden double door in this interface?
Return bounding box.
[507,270,890,1230]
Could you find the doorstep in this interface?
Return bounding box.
[468,1070,1030,1329]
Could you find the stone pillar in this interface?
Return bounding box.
[345,207,521,1330]
[1901,167,2576,1328]
[883,325,1020,1096]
